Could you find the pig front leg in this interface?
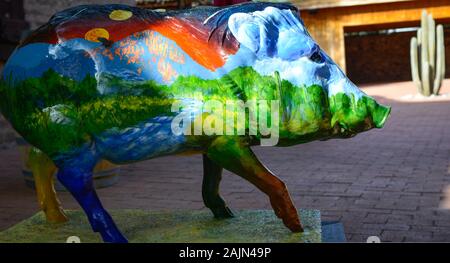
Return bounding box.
[202,154,234,218]
[206,136,303,232]
[55,151,127,243]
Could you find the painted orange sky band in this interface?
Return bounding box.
[21,11,239,71]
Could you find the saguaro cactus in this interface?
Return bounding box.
[410,10,446,96]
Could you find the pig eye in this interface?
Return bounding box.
[309,51,324,63]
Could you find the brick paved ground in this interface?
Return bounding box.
[0,80,450,242]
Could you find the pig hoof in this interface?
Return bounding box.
[212,206,235,219]
[283,217,304,233]
[269,189,303,232]
[101,229,128,243]
[45,208,68,223]
[272,201,303,233]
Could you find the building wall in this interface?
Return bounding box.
[24,0,136,29]
[0,115,16,145]
[0,61,13,145]
[345,27,450,84]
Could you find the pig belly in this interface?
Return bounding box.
[93,116,189,164]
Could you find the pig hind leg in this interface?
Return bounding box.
[206,136,303,233]
[55,153,127,243]
[29,147,67,223]
[202,154,234,218]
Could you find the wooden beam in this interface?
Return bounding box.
[293,0,415,10]
[332,0,450,27]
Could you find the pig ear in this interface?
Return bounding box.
[228,13,261,53]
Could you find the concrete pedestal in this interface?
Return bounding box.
[0,209,323,243]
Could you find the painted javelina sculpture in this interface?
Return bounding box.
[0,3,390,242]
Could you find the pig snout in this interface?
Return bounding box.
[369,98,391,129]
[327,76,391,137]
